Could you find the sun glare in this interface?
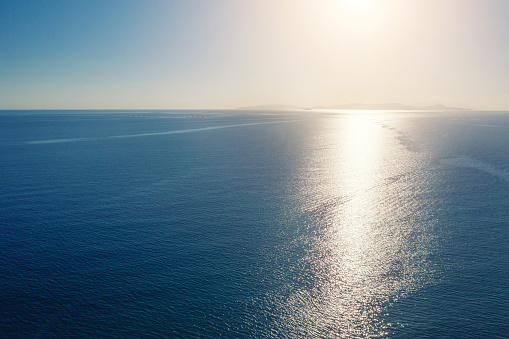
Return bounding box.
[342,0,374,14]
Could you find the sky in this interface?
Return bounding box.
[1,0,509,110]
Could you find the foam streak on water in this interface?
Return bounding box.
[22,119,302,144]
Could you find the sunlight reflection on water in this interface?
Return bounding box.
[277,113,438,337]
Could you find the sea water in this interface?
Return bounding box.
[0,110,508,337]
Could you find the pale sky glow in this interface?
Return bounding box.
[2,0,509,109]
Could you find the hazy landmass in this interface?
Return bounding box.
[236,104,303,110]
[313,103,470,110]
[238,103,471,111]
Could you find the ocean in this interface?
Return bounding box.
[1,109,508,338]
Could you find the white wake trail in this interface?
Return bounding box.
[24,119,302,145]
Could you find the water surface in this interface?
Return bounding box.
[0,109,508,337]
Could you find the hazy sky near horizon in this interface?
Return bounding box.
[2,0,509,109]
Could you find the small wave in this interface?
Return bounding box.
[440,156,509,181]
[451,122,504,128]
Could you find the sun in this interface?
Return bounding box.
[341,0,374,15]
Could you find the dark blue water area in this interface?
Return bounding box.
[385,112,509,338]
[0,110,508,337]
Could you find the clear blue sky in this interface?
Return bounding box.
[2,0,509,109]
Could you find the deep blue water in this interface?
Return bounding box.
[1,109,508,338]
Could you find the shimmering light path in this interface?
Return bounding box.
[264,113,440,337]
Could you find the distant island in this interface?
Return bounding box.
[237,103,470,111]
[236,104,303,110]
